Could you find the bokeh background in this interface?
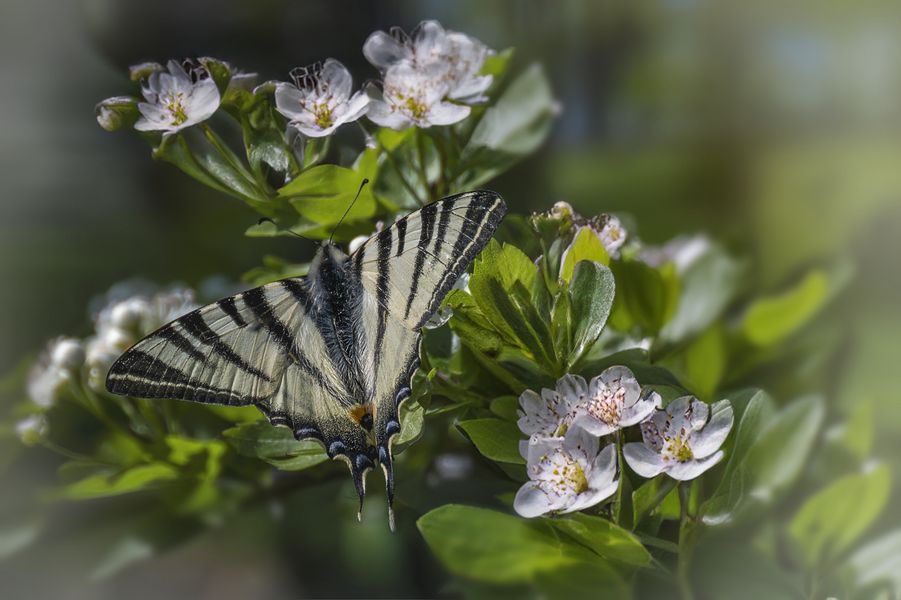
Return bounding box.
[1,0,899,597]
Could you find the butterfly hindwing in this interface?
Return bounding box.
[349,190,506,524]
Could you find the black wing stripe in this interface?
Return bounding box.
[404,201,438,320]
[433,198,453,256]
[395,216,407,256]
[217,296,247,327]
[155,326,206,362]
[180,311,272,382]
[374,224,393,375]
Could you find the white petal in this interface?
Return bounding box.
[320,58,352,100]
[563,481,618,513]
[514,482,554,518]
[292,121,337,138]
[363,31,409,70]
[623,442,666,478]
[571,414,616,437]
[426,101,470,126]
[556,374,588,406]
[687,398,710,431]
[563,424,600,467]
[665,451,724,481]
[448,75,493,102]
[663,395,695,434]
[274,83,308,121]
[619,394,660,427]
[333,91,370,125]
[689,401,734,458]
[605,365,641,406]
[519,439,530,461]
[186,80,220,122]
[519,389,544,414]
[413,20,448,61]
[588,443,618,486]
[366,100,412,129]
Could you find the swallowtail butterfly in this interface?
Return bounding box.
[106,190,506,530]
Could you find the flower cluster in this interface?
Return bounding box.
[364,20,493,128]
[97,20,494,143]
[514,365,733,518]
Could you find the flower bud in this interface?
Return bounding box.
[16,415,48,446]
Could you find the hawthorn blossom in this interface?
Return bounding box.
[572,366,661,437]
[86,288,197,388]
[16,414,48,446]
[27,337,85,407]
[639,234,713,273]
[363,20,493,103]
[514,426,619,518]
[517,374,587,441]
[274,59,369,138]
[134,60,220,134]
[366,62,470,129]
[624,396,734,481]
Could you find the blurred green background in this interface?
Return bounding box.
[1,0,899,597]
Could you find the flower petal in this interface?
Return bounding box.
[320,58,352,100]
[619,392,661,427]
[413,20,448,61]
[426,101,470,126]
[666,451,724,481]
[563,480,618,513]
[514,481,554,518]
[363,31,409,70]
[600,365,641,407]
[689,400,734,458]
[366,99,412,129]
[623,442,666,478]
[588,443,618,487]
[563,423,600,467]
[572,414,617,437]
[556,373,588,406]
[274,83,308,121]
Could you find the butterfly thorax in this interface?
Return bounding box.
[308,243,371,405]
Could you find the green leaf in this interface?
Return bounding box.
[842,529,901,595]
[533,560,628,600]
[681,323,726,399]
[417,505,593,584]
[549,513,651,567]
[567,261,615,367]
[632,476,677,526]
[467,64,555,156]
[277,164,376,223]
[60,463,179,500]
[458,419,525,464]
[659,245,745,343]
[263,450,328,472]
[741,269,830,346]
[559,228,610,282]
[222,420,326,461]
[789,464,891,568]
[490,395,521,421]
[608,259,680,336]
[702,394,823,525]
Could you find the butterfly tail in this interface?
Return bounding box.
[378,444,396,532]
[347,452,373,522]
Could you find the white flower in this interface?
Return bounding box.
[639,234,712,273]
[624,396,734,481]
[134,60,220,134]
[27,337,85,407]
[366,61,470,129]
[274,59,369,138]
[16,414,48,446]
[572,366,661,437]
[517,374,587,440]
[363,20,493,103]
[86,288,197,388]
[514,426,619,518]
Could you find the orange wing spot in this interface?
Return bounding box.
[349,404,374,430]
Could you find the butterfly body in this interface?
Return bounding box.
[106,191,506,529]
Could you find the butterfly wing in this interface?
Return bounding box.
[349,190,507,524]
[106,279,372,469]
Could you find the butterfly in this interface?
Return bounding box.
[105,190,506,530]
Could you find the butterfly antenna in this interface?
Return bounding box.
[329,178,369,244]
[256,218,316,245]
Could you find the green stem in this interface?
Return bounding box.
[415,131,432,202]
[366,126,425,206]
[677,482,696,600]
